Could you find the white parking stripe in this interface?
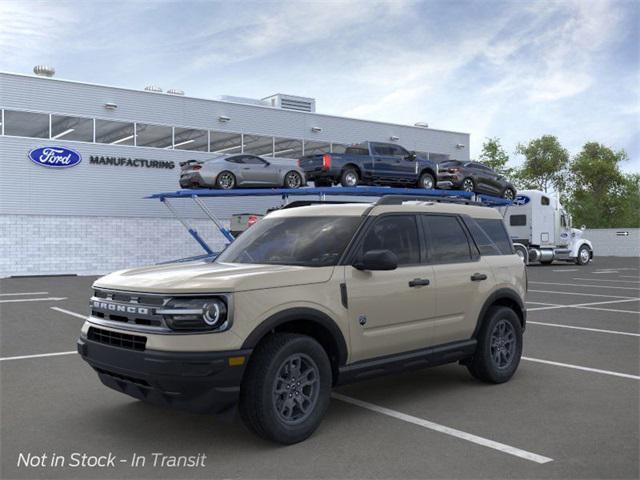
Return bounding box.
[575,306,640,315]
[332,393,553,464]
[50,307,87,320]
[529,289,638,299]
[552,269,579,272]
[620,275,640,279]
[527,298,640,312]
[572,278,640,284]
[522,357,640,380]
[0,291,49,296]
[593,271,619,274]
[0,297,67,304]
[0,351,76,362]
[529,281,639,291]
[527,321,640,337]
[526,301,560,306]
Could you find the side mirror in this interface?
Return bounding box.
[407,151,417,161]
[353,249,398,271]
[581,225,586,231]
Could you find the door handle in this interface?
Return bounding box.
[409,278,430,287]
[243,167,251,170]
[470,273,487,281]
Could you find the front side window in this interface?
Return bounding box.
[242,155,267,165]
[423,215,472,263]
[216,216,361,267]
[359,215,420,265]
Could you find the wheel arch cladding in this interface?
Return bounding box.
[473,288,526,337]
[343,163,361,176]
[241,308,348,381]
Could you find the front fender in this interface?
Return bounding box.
[570,238,593,257]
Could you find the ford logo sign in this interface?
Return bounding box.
[28,146,82,168]
[513,195,530,206]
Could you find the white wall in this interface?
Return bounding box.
[584,228,640,257]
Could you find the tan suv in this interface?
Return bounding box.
[77,196,526,444]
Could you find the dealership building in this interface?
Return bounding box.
[0,69,470,277]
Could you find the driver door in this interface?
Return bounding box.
[240,155,273,185]
[344,214,436,362]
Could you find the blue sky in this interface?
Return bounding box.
[1,0,638,171]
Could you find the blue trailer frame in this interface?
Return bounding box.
[147,186,511,259]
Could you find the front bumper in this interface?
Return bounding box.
[77,336,251,414]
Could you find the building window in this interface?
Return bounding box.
[331,143,348,154]
[210,131,243,154]
[50,114,93,142]
[243,134,274,156]
[95,119,135,145]
[429,153,450,163]
[3,110,49,138]
[273,137,303,159]
[173,127,208,151]
[135,123,173,148]
[303,140,331,155]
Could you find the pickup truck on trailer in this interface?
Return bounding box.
[298,142,439,189]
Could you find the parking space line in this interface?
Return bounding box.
[51,307,87,320]
[527,321,640,337]
[0,351,77,362]
[0,297,68,304]
[0,291,49,296]
[572,278,640,284]
[574,306,640,315]
[529,281,639,291]
[552,269,579,272]
[526,301,560,306]
[529,289,638,299]
[620,275,640,279]
[522,357,640,380]
[332,393,553,464]
[527,298,640,312]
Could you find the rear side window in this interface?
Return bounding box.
[360,215,420,265]
[510,215,526,226]
[475,218,514,255]
[345,147,369,156]
[422,215,472,263]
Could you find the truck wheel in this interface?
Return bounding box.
[540,259,553,265]
[576,245,591,265]
[239,333,332,444]
[462,177,475,192]
[216,171,236,189]
[340,168,359,187]
[418,172,435,190]
[467,306,522,384]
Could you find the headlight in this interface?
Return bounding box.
[160,297,230,332]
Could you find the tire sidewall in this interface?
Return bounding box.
[216,171,236,189]
[476,307,522,383]
[577,245,590,265]
[341,169,359,187]
[462,177,475,192]
[257,336,332,443]
[284,171,302,189]
[419,172,435,190]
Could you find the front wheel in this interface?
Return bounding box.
[576,245,591,265]
[462,177,475,192]
[284,171,303,189]
[418,172,435,190]
[467,306,522,384]
[503,188,516,200]
[216,171,236,189]
[239,333,332,444]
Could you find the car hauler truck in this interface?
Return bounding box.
[502,190,593,265]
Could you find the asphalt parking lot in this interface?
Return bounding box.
[1,257,638,479]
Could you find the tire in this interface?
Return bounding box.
[284,171,303,189]
[467,306,522,384]
[503,188,516,200]
[239,333,332,444]
[576,245,591,265]
[462,177,475,192]
[418,172,435,190]
[216,171,236,189]
[540,260,553,265]
[340,168,359,187]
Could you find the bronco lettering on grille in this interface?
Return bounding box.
[92,301,149,315]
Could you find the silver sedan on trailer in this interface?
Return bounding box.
[179,154,307,189]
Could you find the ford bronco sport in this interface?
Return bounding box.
[78,197,526,444]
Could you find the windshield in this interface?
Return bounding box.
[216,216,362,267]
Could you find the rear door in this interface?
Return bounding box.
[345,214,436,361]
[370,143,396,182]
[421,214,493,345]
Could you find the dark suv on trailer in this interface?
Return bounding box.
[438,160,516,200]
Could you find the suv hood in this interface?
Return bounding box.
[93,261,334,294]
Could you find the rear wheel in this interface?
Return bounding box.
[216,171,236,189]
[576,245,591,265]
[284,171,303,189]
[239,333,332,444]
[467,306,522,384]
[340,168,359,187]
[418,172,435,190]
[462,177,475,192]
[503,188,516,200]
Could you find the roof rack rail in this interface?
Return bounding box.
[280,200,368,210]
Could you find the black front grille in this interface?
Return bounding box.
[88,327,146,351]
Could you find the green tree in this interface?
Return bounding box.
[479,137,511,174]
[565,142,638,228]
[516,135,569,193]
